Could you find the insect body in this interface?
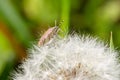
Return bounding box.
[38,26,59,46]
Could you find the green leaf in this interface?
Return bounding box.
[0,32,15,79]
[0,0,33,47]
[110,31,114,50]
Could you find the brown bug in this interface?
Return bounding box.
[38,26,59,46]
[38,21,62,46]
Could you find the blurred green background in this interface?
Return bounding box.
[0,0,120,79]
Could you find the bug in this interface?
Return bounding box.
[38,22,59,46]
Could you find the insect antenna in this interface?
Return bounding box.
[58,20,64,27]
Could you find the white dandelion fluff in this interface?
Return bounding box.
[12,35,120,80]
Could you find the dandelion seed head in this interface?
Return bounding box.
[12,35,120,80]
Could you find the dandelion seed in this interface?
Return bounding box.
[12,34,120,80]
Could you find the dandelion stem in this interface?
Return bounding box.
[59,0,71,37]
